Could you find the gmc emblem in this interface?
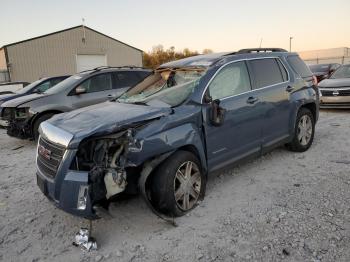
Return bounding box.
[38,145,51,160]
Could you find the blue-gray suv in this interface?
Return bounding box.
[36,48,319,219]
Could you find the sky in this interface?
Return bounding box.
[0,0,349,53]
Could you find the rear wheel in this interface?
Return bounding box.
[150,151,206,217]
[286,107,315,152]
[33,113,55,141]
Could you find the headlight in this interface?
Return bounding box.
[15,107,29,119]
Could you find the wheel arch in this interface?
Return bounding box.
[30,110,64,134]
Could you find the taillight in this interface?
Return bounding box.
[312,75,318,86]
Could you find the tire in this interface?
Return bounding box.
[32,113,55,141]
[286,107,315,152]
[150,150,206,217]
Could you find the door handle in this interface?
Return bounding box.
[107,94,113,97]
[246,96,259,104]
[286,86,294,92]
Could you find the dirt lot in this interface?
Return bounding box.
[0,110,350,262]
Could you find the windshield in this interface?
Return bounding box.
[309,64,330,73]
[117,68,205,107]
[45,75,83,94]
[15,79,44,94]
[330,65,350,79]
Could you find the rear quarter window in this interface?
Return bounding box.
[287,56,313,78]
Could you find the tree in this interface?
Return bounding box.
[202,49,213,54]
[143,46,211,69]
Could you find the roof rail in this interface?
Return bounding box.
[79,65,147,74]
[237,48,288,54]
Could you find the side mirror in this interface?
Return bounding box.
[75,86,87,95]
[210,99,226,126]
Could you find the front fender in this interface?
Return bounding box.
[127,123,207,173]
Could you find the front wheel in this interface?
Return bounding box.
[150,151,206,217]
[286,107,315,152]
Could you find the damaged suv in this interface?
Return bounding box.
[36,48,319,219]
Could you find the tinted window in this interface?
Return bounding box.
[249,59,284,89]
[137,71,152,80]
[287,56,313,78]
[208,61,251,100]
[81,73,112,93]
[114,71,141,88]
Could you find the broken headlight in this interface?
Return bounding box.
[15,107,29,119]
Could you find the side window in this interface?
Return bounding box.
[35,81,51,93]
[81,73,112,93]
[208,61,251,100]
[114,71,140,88]
[249,58,284,89]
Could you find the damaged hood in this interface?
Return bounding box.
[1,93,47,107]
[48,101,172,146]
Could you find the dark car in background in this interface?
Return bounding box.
[0,76,69,127]
[35,48,319,219]
[318,64,350,108]
[0,67,151,140]
[309,63,341,83]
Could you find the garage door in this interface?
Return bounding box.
[76,54,107,72]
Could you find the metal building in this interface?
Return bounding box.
[0,25,143,82]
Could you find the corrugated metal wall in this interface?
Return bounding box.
[0,49,7,70]
[6,27,143,82]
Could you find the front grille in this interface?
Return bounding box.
[321,89,350,96]
[37,137,66,179]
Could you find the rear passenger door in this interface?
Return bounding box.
[70,73,114,109]
[203,61,265,172]
[247,58,292,149]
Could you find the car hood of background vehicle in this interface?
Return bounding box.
[48,101,172,145]
[2,93,47,107]
[318,78,350,88]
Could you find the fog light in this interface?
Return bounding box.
[77,185,88,210]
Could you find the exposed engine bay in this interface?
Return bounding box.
[71,130,138,208]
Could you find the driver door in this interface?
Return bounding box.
[70,73,114,109]
[202,61,264,172]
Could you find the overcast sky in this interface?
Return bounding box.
[1,0,349,53]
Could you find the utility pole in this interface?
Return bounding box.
[82,18,86,44]
[289,36,293,52]
[259,38,263,48]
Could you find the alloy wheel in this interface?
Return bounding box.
[297,115,313,146]
[174,161,201,211]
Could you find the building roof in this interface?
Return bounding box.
[1,25,143,52]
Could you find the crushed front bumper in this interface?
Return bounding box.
[36,169,98,219]
[7,119,32,139]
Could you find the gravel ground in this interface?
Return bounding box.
[0,110,350,262]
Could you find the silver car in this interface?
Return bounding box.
[0,67,151,140]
